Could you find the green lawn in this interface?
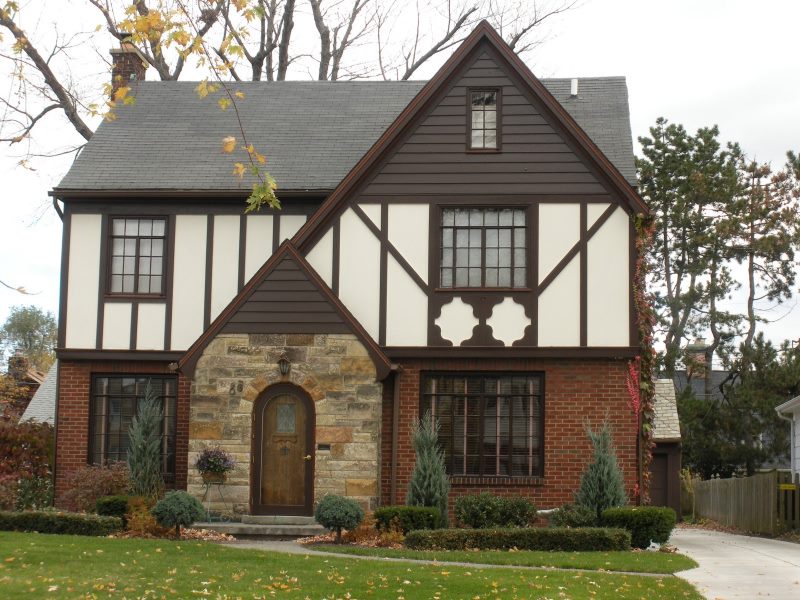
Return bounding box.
[0,532,701,599]
[312,544,698,574]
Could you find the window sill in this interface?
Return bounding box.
[449,475,544,487]
[466,148,502,154]
[104,294,167,301]
[435,287,531,293]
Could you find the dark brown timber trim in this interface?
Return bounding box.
[351,204,430,293]
[378,202,388,346]
[56,349,184,361]
[530,202,539,346]
[385,346,640,359]
[629,214,638,347]
[331,218,340,295]
[164,215,176,351]
[580,202,587,347]
[536,203,617,296]
[57,209,72,349]
[272,213,280,253]
[238,214,247,290]
[130,301,139,350]
[96,215,109,349]
[203,215,214,331]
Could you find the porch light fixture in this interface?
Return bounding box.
[277,352,291,377]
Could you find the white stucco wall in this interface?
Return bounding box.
[171,215,207,350]
[65,214,101,348]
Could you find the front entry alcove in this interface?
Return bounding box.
[251,383,315,516]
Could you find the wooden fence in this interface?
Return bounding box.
[692,470,800,535]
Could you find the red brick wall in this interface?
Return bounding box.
[381,357,639,511]
[54,360,190,502]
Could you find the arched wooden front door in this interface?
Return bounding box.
[251,384,315,515]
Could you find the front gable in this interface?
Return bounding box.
[296,22,645,357]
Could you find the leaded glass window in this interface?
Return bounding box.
[470,90,498,149]
[109,218,166,294]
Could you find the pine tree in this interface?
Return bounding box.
[127,381,164,499]
[406,411,450,525]
[576,420,627,522]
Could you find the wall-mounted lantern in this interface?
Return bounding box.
[277,352,291,377]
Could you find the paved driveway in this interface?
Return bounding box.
[671,527,800,599]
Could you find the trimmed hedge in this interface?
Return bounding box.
[96,495,130,524]
[374,506,442,533]
[602,506,676,549]
[0,510,123,536]
[454,493,537,528]
[404,526,631,551]
[549,503,598,528]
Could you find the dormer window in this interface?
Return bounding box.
[469,89,499,150]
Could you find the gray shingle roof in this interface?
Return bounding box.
[20,361,57,425]
[56,78,637,193]
[653,378,681,441]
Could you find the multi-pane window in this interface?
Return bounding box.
[440,208,527,288]
[109,218,166,294]
[89,375,178,485]
[469,90,498,149]
[421,374,543,477]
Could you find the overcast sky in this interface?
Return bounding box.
[1,0,799,348]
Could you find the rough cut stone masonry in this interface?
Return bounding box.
[188,333,382,516]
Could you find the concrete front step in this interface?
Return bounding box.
[241,515,317,526]
[196,521,325,538]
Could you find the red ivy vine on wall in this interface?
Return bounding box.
[633,213,657,504]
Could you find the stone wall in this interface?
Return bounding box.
[188,333,382,516]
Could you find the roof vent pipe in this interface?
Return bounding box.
[570,78,579,97]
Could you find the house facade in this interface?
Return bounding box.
[52,22,649,517]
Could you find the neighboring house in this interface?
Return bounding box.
[5,354,45,418]
[651,379,682,516]
[51,22,649,516]
[776,396,800,476]
[20,361,57,425]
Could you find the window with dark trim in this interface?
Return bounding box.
[109,218,167,295]
[421,373,543,477]
[469,89,498,149]
[440,208,527,288]
[89,375,178,485]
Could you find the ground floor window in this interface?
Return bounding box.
[89,375,178,485]
[421,373,543,477]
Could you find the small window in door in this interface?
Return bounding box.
[276,403,296,433]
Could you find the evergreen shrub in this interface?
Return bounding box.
[373,506,442,533]
[151,491,205,539]
[549,503,598,528]
[454,493,536,528]
[602,506,677,549]
[96,495,130,525]
[314,495,364,543]
[405,527,631,551]
[406,412,450,524]
[575,420,627,522]
[0,510,122,536]
[127,382,165,499]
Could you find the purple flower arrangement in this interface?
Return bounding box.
[195,446,236,474]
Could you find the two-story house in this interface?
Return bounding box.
[51,22,649,518]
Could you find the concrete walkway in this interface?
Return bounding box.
[671,528,800,599]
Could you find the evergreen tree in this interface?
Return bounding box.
[406,411,450,525]
[127,381,164,499]
[575,420,627,522]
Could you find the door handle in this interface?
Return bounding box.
[303,454,313,461]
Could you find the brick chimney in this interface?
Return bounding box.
[685,338,711,379]
[110,38,148,98]
[7,353,30,382]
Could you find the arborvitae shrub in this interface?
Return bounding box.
[406,412,450,525]
[575,420,627,522]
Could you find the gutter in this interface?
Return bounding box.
[775,405,796,475]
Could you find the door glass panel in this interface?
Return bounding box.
[276,403,296,433]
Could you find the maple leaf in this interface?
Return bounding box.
[232,163,246,179]
[222,136,237,153]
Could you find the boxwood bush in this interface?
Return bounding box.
[374,506,442,533]
[405,526,630,551]
[454,493,536,528]
[0,510,122,536]
[96,495,130,525]
[549,503,598,528]
[602,506,676,549]
[314,495,364,543]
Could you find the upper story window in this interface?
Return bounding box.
[469,89,499,150]
[421,373,544,478]
[109,218,166,295]
[440,208,527,288]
